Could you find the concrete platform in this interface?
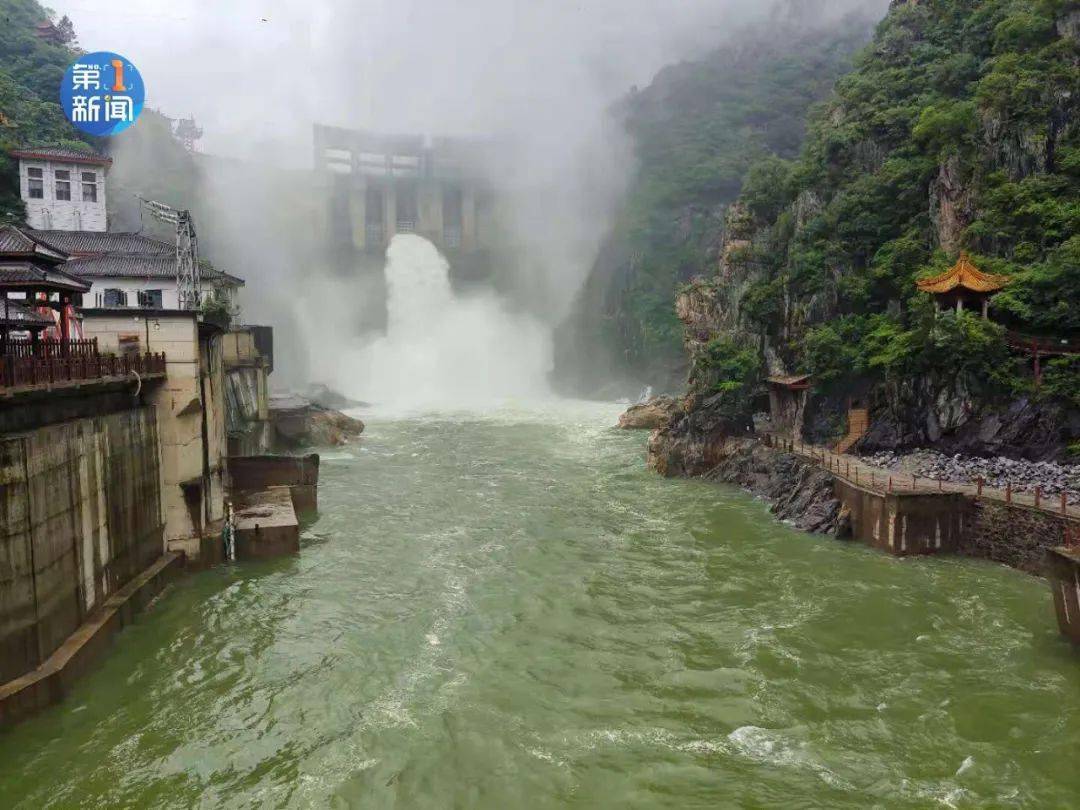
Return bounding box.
[1048,546,1080,644]
[0,552,181,728]
[232,486,300,560]
[228,454,319,515]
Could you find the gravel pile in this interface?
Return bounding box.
[860,449,1080,505]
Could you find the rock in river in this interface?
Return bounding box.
[270,394,364,449]
[618,395,677,430]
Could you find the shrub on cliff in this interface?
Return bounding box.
[690,337,763,417]
[805,307,1018,397]
[720,0,1077,411]
[1042,357,1080,409]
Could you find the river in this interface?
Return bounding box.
[2,401,1079,808]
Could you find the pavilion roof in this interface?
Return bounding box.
[0,300,56,330]
[916,253,1011,295]
[0,260,91,293]
[0,224,68,264]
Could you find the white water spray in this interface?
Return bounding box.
[331,235,553,410]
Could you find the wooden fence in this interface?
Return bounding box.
[0,351,166,390]
[2,338,99,359]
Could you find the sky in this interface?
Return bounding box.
[49,0,772,165]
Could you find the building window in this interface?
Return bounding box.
[103,288,128,307]
[137,289,162,308]
[81,172,97,202]
[55,169,71,201]
[27,167,43,199]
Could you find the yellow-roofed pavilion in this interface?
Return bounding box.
[916,252,1010,318]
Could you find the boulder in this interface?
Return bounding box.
[618,396,676,430]
[270,395,364,449]
[305,383,370,410]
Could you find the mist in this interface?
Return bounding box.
[55,0,888,398]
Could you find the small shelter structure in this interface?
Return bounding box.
[0,224,90,349]
[916,252,1010,318]
[766,373,811,438]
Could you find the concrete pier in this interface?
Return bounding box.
[228,454,319,515]
[232,487,300,560]
[225,454,320,560]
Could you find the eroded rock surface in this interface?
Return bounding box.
[656,435,846,536]
[270,395,365,449]
[618,396,677,430]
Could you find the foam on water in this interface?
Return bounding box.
[339,235,554,412]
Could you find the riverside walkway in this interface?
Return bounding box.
[764,434,1080,522]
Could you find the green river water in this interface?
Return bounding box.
[2,401,1080,808]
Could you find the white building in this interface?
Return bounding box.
[25,230,244,311]
[11,145,244,311]
[11,147,111,232]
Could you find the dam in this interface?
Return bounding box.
[313,124,494,258]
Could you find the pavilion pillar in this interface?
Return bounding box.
[60,293,70,347]
[981,298,989,319]
[956,297,963,314]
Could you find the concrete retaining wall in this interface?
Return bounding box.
[0,406,163,684]
[834,478,967,556]
[227,454,320,514]
[962,499,1074,575]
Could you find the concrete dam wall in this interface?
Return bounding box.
[0,406,163,684]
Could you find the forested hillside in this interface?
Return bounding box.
[662,0,1080,459]
[0,0,90,223]
[554,2,886,394]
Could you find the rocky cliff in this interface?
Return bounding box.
[553,2,886,397]
[649,435,847,535]
[650,0,1080,469]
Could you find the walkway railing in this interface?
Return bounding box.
[1006,331,1080,356]
[3,338,99,359]
[763,433,1080,520]
[0,351,166,391]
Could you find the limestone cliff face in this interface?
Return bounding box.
[929,155,973,257]
[860,390,1080,462]
[648,0,1080,471]
[550,6,882,397]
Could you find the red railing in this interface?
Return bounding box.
[0,351,166,390]
[2,337,100,359]
[1006,331,1080,356]
[763,432,1079,519]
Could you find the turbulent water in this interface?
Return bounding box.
[3,402,1080,808]
[330,235,553,409]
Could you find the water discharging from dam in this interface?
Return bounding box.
[338,235,553,410]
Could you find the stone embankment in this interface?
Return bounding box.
[698,438,848,535]
[861,449,1079,505]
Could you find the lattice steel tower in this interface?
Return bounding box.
[140,198,201,309]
